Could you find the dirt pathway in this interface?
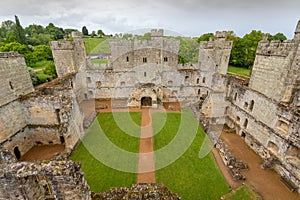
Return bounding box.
[221,132,300,200]
[137,108,156,183]
[211,148,242,190]
[19,144,65,161]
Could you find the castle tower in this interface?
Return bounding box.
[294,20,300,41]
[50,32,87,77]
[198,31,232,75]
[249,21,300,103]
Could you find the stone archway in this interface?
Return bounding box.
[141,97,152,107]
[14,146,21,160]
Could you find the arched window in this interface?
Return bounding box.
[197,78,200,84]
[249,100,254,111]
[234,93,237,101]
[198,89,201,95]
[243,119,248,128]
[202,77,206,83]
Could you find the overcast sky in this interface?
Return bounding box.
[0,0,299,38]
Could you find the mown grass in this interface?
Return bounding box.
[153,110,230,199]
[92,59,109,65]
[224,185,261,200]
[70,112,141,192]
[227,65,251,77]
[84,37,110,54]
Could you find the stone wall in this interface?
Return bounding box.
[225,75,300,192]
[0,150,91,200]
[0,52,34,107]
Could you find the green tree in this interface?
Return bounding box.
[43,61,57,77]
[28,67,39,85]
[32,45,53,61]
[14,15,26,44]
[229,30,263,69]
[178,37,199,64]
[24,24,45,37]
[97,29,105,37]
[268,33,287,41]
[197,33,215,43]
[0,20,15,41]
[45,23,64,40]
[82,26,89,36]
[91,31,96,38]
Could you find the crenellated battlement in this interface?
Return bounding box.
[199,40,232,49]
[151,29,164,37]
[0,52,22,58]
[256,40,296,57]
[50,41,74,50]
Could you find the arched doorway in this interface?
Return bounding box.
[14,146,21,160]
[141,97,152,107]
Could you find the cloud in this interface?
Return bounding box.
[0,0,299,38]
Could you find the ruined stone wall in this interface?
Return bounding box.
[225,75,300,192]
[250,36,300,103]
[50,42,76,76]
[22,75,85,151]
[0,151,91,199]
[0,52,34,107]
[51,33,88,103]
[0,52,34,156]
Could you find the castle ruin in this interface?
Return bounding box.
[0,20,299,198]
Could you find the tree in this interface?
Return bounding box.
[178,37,199,64]
[197,33,215,43]
[45,23,64,40]
[268,33,287,41]
[82,26,89,36]
[91,31,96,38]
[97,29,105,37]
[24,24,45,37]
[28,67,39,85]
[229,30,263,68]
[32,45,53,61]
[43,61,57,77]
[14,15,26,44]
[0,20,15,40]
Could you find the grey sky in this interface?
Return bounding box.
[0,0,299,38]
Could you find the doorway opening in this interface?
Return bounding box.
[14,146,21,160]
[141,97,152,107]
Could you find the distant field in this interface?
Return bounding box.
[84,37,110,54]
[227,65,251,77]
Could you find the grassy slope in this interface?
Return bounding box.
[227,65,251,77]
[224,185,261,200]
[84,37,110,54]
[153,111,230,199]
[70,112,141,192]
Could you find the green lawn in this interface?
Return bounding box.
[30,60,54,69]
[70,110,257,199]
[84,37,110,54]
[70,112,141,192]
[224,185,261,200]
[227,65,251,77]
[153,110,230,199]
[92,59,109,65]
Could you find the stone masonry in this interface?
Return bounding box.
[0,19,299,198]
